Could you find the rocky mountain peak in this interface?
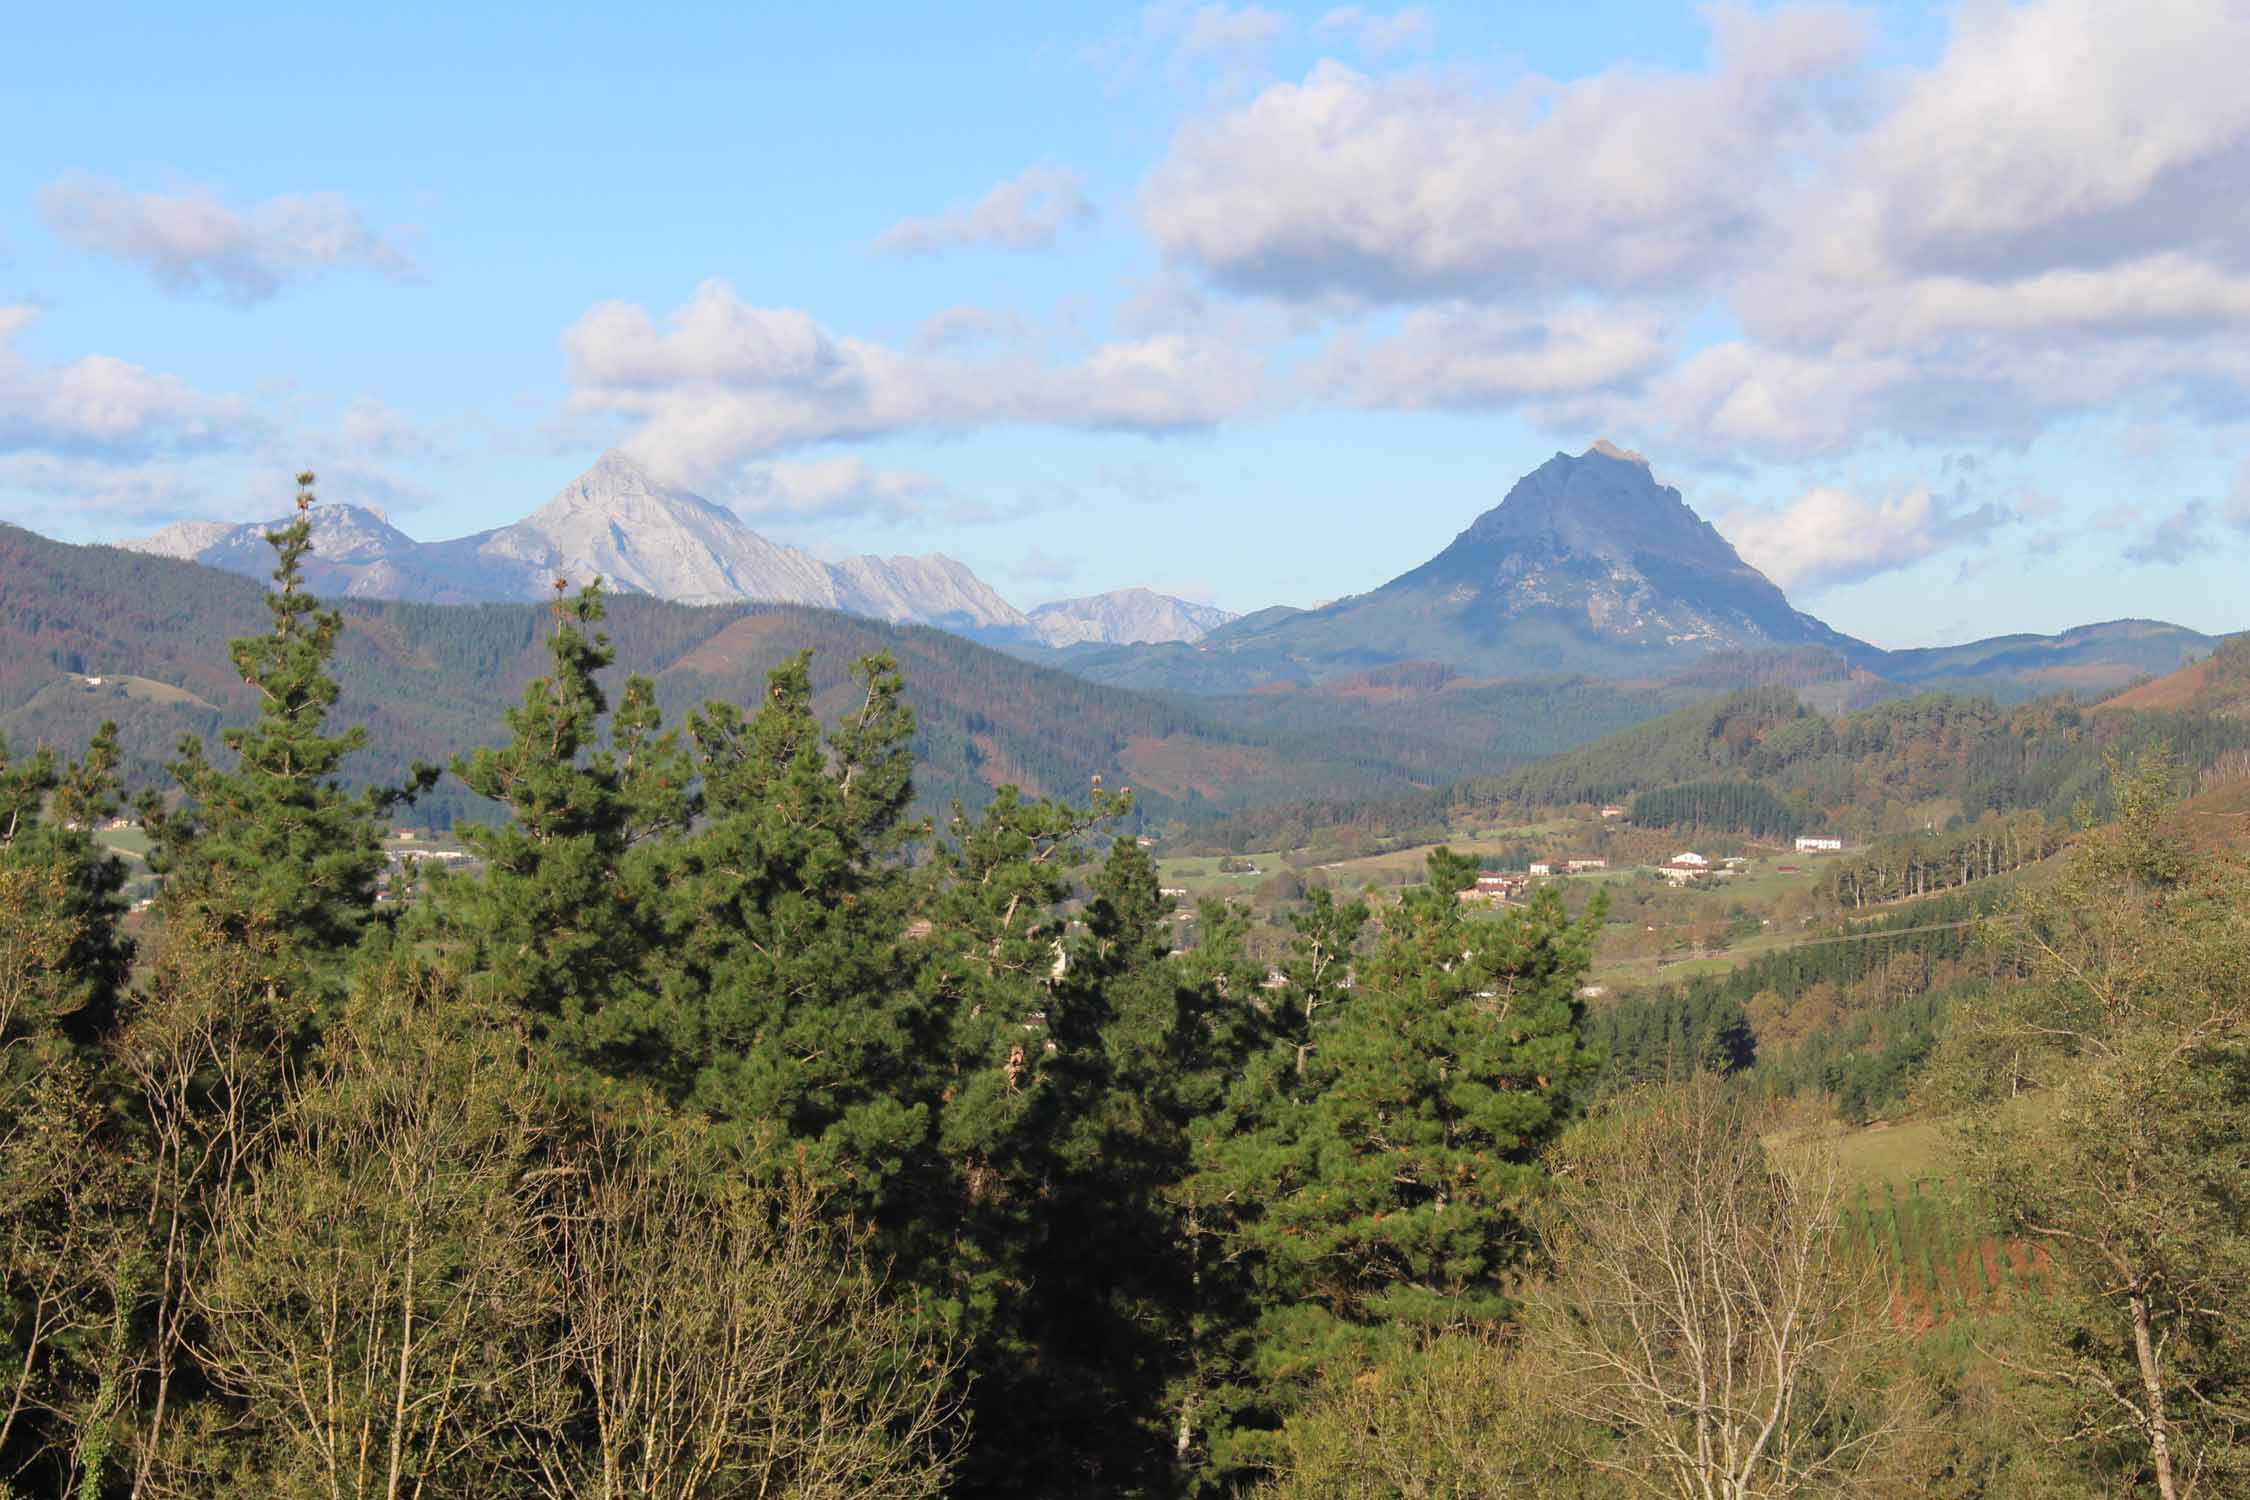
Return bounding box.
[1381,444,1841,653]
[1028,588,1239,647]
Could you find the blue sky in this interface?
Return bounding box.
[3,0,2246,647]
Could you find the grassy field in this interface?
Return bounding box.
[1826,1115,1953,1186]
[95,823,153,860]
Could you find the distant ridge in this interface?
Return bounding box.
[1190,444,1858,683]
[116,452,1039,636]
[1028,588,1237,646]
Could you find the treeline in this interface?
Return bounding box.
[1477,686,1812,806]
[1472,681,2250,838]
[0,499,1613,1498]
[1821,809,2064,908]
[5,523,1415,829]
[1590,889,2006,1117]
[8,509,2248,1498]
[1627,779,1808,838]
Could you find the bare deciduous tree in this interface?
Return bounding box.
[105,914,297,1499]
[1528,1082,1910,1500]
[1939,750,2250,1500]
[0,866,126,1490]
[513,1121,960,1500]
[187,962,543,1500]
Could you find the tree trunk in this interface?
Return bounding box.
[2130,1290,2179,1500]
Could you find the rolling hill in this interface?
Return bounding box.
[0,524,1693,828]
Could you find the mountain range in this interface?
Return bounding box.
[126,450,1236,649]
[0,521,1709,827]
[1025,444,2219,697]
[103,440,2231,701]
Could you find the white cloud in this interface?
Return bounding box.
[1124,0,2250,460]
[873,164,1095,255]
[1313,6,1433,58]
[730,458,943,523]
[2126,458,2250,563]
[1719,482,2014,594]
[1837,0,2250,278]
[1078,3,1294,96]
[0,305,257,457]
[0,311,448,531]
[1179,3,1289,58]
[1140,7,1866,301]
[1314,303,1671,408]
[336,398,448,463]
[39,174,412,303]
[0,452,216,524]
[912,305,1033,351]
[561,279,1265,484]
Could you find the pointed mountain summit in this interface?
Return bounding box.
[1384,441,1840,650]
[463,451,842,606]
[1199,444,1860,681]
[114,450,1040,633]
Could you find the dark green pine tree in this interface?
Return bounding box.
[0,722,133,1035]
[145,474,428,994]
[1177,884,1370,1483]
[1286,849,1601,1341]
[1011,836,1273,1498]
[422,579,689,1072]
[648,650,929,1186]
[895,781,1146,1497]
[1186,854,1601,1479]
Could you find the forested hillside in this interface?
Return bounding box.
[1589,887,2006,1121]
[6,505,2248,1500]
[1475,685,2250,837]
[0,524,1687,826]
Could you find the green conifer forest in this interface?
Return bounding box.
[3,508,2246,1500]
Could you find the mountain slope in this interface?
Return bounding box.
[457,450,841,605]
[830,553,1032,634]
[2096,631,2250,716]
[1117,444,1861,686]
[1028,588,1237,646]
[118,453,1041,634]
[0,523,1684,828]
[1885,619,2221,696]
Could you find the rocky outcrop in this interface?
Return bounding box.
[116,452,1045,634]
[1028,588,1237,646]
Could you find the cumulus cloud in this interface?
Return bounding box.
[1124,0,2250,460]
[730,457,944,523]
[1313,5,1433,58]
[1140,7,1867,302]
[40,174,412,303]
[562,279,1264,484]
[1834,0,2250,281]
[873,164,1095,255]
[1718,482,2014,594]
[912,305,1033,352]
[0,309,449,530]
[0,452,217,524]
[1313,303,1671,409]
[0,304,258,457]
[1078,3,1294,96]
